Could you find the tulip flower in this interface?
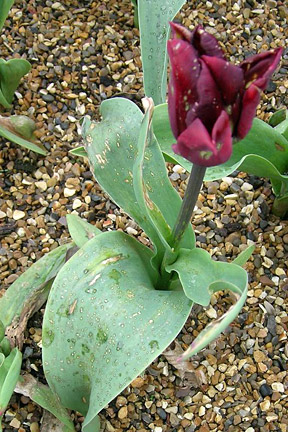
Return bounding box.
[168,23,283,167]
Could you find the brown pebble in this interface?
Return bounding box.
[115,396,127,407]
[253,350,267,363]
[131,377,145,388]
[30,422,40,432]
[234,414,241,425]
[260,275,275,287]
[118,406,128,420]
[10,418,21,428]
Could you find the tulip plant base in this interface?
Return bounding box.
[42,231,193,431]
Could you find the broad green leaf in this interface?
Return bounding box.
[153,103,288,182]
[181,278,247,359]
[0,116,47,155]
[165,248,247,307]
[66,214,101,248]
[0,243,73,328]
[69,146,88,158]
[81,98,194,255]
[165,249,248,359]
[0,0,14,32]
[0,348,22,416]
[139,0,186,104]
[15,374,75,432]
[0,58,31,108]
[236,155,288,197]
[42,231,192,432]
[232,244,255,267]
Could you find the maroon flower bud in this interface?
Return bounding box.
[168,22,283,167]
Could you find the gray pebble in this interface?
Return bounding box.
[156,408,167,420]
[253,256,262,268]
[196,235,206,243]
[267,315,277,336]
[141,413,152,424]
[230,183,241,193]
[259,383,273,397]
[208,220,216,229]
[170,173,180,181]
[42,94,55,102]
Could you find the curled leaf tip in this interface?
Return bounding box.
[142,97,154,126]
[142,96,154,113]
[9,115,36,140]
[0,115,36,140]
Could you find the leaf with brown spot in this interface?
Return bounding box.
[163,341,207,388]
[6,279,53,350]
[15,374,75,432]
[0,243,74,343]
[0,115,47,155]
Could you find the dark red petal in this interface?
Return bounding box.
[191,26,225,59]
[211,111,233,164]
[186,60,222,133]
[173,113,232,167]
[240,47,283,90]
[168,39,200,138]
[202,56,245,105]
[172,118,215,164]
[236,84,260,139]
[169,21,193,43]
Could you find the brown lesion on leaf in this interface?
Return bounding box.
[164,340,207,389]
[6,279,54,350]
[89,273,101,286]
[0,116,46,153]
[87,231,96,240]
[141,178,155,211]
[65,245,79,262]
[101,255,123,266]
[143,187,155,210]
[95,153,107,164]
[68,299,78,315]
[275,142,285,151]
[85,134,93,143]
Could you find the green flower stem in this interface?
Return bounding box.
[156,164,206,290]
[171,163,206,251]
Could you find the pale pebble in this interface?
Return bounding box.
[13,210,25,220]
[35,181,48,192]
[64,187,76,197]
[72,199,82,209]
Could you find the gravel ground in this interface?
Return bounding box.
[0,0,288,431]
